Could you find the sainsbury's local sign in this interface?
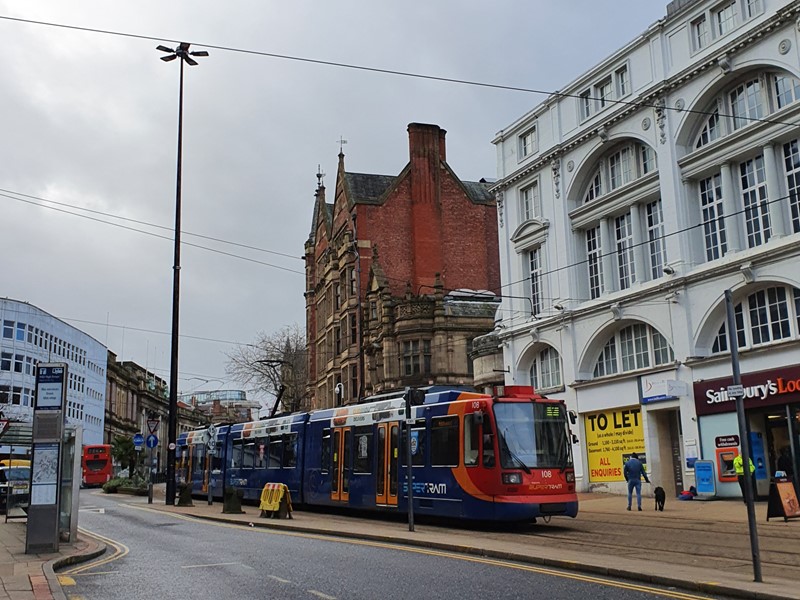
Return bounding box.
[693,364,800,417]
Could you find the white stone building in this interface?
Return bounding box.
[1,298,106,448]
[490,0,800,499]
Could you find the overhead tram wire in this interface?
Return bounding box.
[1,14,799,130]
[4,180,797,314]
[0,190,305,276]
[3,18,798,326]
[0,187,301,262]
[7,182,797,323]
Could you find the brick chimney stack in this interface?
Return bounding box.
[407,123,447,290]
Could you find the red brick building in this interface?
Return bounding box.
[304,123,500,409]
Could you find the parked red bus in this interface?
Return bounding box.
[82,444,113,487]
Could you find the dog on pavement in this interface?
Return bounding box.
[654,486,666,511]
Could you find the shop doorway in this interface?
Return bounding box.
[763,405,799,483]
[648,408,684,498]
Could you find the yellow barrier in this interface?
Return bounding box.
[259,482,293,519]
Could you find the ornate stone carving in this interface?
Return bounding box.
[496,191,504,228]
[567,160,574,173]
[642,117,651,131]
[551,159,561,200]
[675,98,685,111]
[655,97,667,145]
[779,39,792,55]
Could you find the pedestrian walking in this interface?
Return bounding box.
[733,452,756,503]
[624,452,650,511]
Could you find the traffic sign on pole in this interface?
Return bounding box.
[727,384,744,398]
[146,434,158,449]
[133,433,144,447]
[0,419,9,437]
[147,419,160,434]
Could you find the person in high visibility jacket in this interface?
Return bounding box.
[733,452,756,503]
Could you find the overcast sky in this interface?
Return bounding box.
[0,1,667,408]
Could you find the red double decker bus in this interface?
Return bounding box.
[82,444,113,487]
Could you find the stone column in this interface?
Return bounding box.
[600,217,616,293]
[720,162,742,252]
[762,143,787,238]
[630,203,647,283]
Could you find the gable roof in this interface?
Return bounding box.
[344,172,397,204]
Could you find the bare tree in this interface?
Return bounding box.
[225,323,307,415]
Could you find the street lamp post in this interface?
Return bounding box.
[157,42,208,506]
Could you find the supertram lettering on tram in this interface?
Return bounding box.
[175,385,578,521]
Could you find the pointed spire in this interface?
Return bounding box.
[316,164,325,190]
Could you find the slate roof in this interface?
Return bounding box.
[345,172,494,205]
[344,172,397,204]
[461,180,494,205]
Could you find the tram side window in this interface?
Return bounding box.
[353,426,372,474]
[231,440,243,469]
[321,428,331,473]
[210,451,222,473]
[283,433,298,468]
[191,444,205,478]
[255,437,267,469]
[483,416,496,468]
[430,415,459,467]
[401,419,427,467]
[464,414,479,466]
[269,438,283,469]
[243,441,256,469]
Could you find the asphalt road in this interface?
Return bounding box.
[59,492,735,600]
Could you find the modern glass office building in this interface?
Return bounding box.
[0,298,106,448]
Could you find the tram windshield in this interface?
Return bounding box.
[494,402,573,470]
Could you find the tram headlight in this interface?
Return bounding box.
[502,473,522,485]
[565,471,575,483]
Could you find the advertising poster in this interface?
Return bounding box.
[584,406,645,482]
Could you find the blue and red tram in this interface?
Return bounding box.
[176,385,578,521]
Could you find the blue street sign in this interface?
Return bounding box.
[146,434,158,449]
[133,433,144,447]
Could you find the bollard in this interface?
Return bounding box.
[223,487,245,514]
[176,482,194,507]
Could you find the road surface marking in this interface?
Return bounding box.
[268,575,291,584]
[124,505,711,600]
[308,591,336,600]
[63,528,129,575]
[181,562,240,569]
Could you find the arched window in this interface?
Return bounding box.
[529,346,562,390]
[712,286,800,352]
[593,324,674,377]
[695,71,800,150]
[582,142,656,204]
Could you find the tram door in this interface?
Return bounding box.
[331,427,351,503]
[202,454,211,493]
[376,423,399,506]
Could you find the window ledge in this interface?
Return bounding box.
[511,219,550,253]
[569,360,681,389]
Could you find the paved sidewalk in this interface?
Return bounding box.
[0,517,104,600]
[4,488,800,599]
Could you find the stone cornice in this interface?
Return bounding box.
[490,4,800,195]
